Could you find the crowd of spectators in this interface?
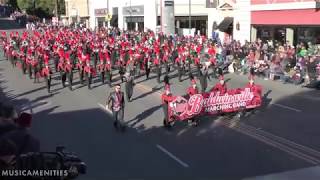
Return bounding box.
[9,10,27,27]
[214,39,320,88]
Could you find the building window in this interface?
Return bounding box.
[157,16,160,26]
[297,27,320,44]
[113,7,118,15]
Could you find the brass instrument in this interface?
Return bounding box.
[22,40,29,46]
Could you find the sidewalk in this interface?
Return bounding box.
[244,166,320,180]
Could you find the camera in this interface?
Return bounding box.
[13,146,86,180]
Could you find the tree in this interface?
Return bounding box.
[16,0,32,12]
[58,0,65,16]
[16,0,65,18]
[6,0,19,10]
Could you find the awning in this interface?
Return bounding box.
[252,9,320,25]
[217,17,233,32]
[110,15,118,26]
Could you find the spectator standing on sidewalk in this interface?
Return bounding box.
[1,112,40,155]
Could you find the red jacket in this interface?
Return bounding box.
[245,83,261,95]
[209,57,216,65]
[58,48,64,58]
[194,57,200,65]
[64,63,73,72]
[105,60,111,70]
[31,59,38,67]
[208,47,216,56]
[187,87,199,96]
[161,94,175,104]
[245,83,262,106]
[162,55,169,63]
[84,65,96,76]
[175,57,181,64]
[81,54,90,63]
[211,83,227,95]
[41,67,51,77]
[154,58,160,65]
[57,62,64,71]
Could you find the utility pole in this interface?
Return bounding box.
[130,0,132,30]
[189,0,191,35]
[160,0,163,32]
[107,0,109,27]
[55,0,58,18]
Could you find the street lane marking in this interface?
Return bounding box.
[220,117,320,165]
[97,103,112,114]
[156,144,190,168]
[256,127,320,159]
[136,83,162,96]
[271,103,302,113]
[19,100,52,111]
[31,100,52,112]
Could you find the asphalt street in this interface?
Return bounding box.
[1,25,320,180]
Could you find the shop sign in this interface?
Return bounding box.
[123,5,144,16]
[164,1,174,6]
[95,8,108,16]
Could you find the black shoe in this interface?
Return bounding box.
[113,122,119,130]
[120,125,126,132]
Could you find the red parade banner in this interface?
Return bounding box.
[168,87,262,122]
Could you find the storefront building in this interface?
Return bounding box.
[93,8,108,28]
[64,0,243,39]
[250,0,320,45]
[116,0,216,35]
[63,0,90,27]
[122,5,145,31]
[161,0,211,36]
[115,0,157,32]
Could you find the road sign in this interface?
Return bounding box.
[105,14,112,21]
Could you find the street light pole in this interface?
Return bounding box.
[160,0,163,33]
[107,0,109,27]
[123,2,127,31]
[189,0,191,35]
[55,0,58,18]
[130,0,132,30]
